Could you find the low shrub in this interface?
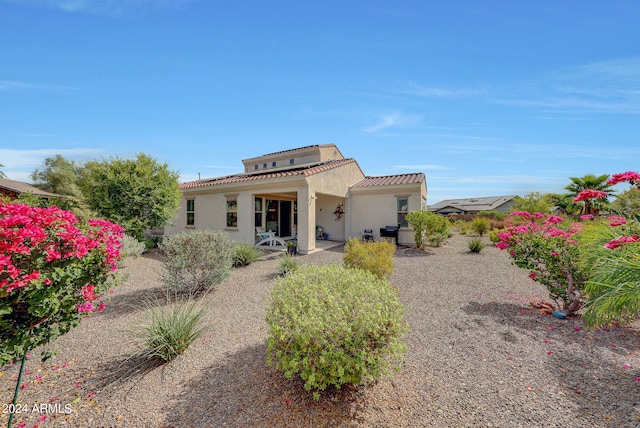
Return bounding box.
[277,252,300,276]
[133,297,210,362]
[468,237,485,253]
[160,230,234,294]
[121,234,146,258]
[488,228,502,244]
[266,264,408,400]
[470,217,490,236]
[233,243,263,267]
[344,237,395,279]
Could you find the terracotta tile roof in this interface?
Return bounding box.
[179,158,357,190]
[0,178,62,198]
[242,144,339,162]
[352,173,425,188]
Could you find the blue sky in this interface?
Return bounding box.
[1,1,639,204]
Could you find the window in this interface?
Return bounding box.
[397,197,409,228]
[272,161,276,167]
[186,199,195,226]
[226,196,237,228]
[289,159,294,165]
[254,197,263,227]
[254,165,258,170]
[263,163,267,169]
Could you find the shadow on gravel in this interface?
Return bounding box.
[96,286,171,318]
[163,343,368,427]
[394,247,433,258]
[462,301,640,427]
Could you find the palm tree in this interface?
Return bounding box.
[564,174,615,215]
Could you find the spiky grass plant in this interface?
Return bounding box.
[134,297,210,362]
[277,252,300,277]
[468,237,485,253]
[233,243,263,266]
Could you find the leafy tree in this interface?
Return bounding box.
[30,155,95,219]
[564,174,614,215]
[31,155,84,198]
[511,192,553,214]
[80,154,180,240]
[611,187,640,213]
[405,210,450,247]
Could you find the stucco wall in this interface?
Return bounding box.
[349,186,426,246]
[315,195,346,241]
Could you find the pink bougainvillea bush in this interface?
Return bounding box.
[496,211,585,316]
[0,203,124,365]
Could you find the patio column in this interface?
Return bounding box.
[297,186,315,255]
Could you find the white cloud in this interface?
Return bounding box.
[362,112,421,133]
[2,0,196,16]
[0,148,105,181]
[393,164,451,171]
[0,80,77,91]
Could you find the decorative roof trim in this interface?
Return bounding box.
[179,158,357,190]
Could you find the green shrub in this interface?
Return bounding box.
[470,217,490,236]
[121,234,146,258]
[456,220,471,235]
[468,237,485,253]
[160,230,234,294]
[233,243,263,267]
[488,228,502,244]
[406,211,451,247]
[277,252,300,276]
[133,297,210,362]
[266,264,408,400]
[344,237,395,279]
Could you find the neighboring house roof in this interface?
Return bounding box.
[352,173,426,188]
[429,195,517,212]
[0,178,62,199]
[180,158,358,190]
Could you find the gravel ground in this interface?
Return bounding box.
[2,234,640,427]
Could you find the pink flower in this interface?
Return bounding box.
[284,397,292,404]
[87,391,95,398]
[77,302,94,313]
[635,377,640,382]
[545,215,564,225]
[607,171,640,186]
[608,216,626,227]
[38,414,47,422]
[544,339,550,343]
[75,381,82,387]
[604,236,640,250]
[547,326,554,331]
[547,351,553,355]
[573,189,607,202]
[580,214,594,221]
[529,273,537,280]
[624,364,631,369]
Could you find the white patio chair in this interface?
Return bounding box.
[255,227,286,247]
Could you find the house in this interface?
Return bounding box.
[428,195,517,215]
[165,144,427,254]
[0,178,62,201]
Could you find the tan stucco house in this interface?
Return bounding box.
[165,144,427,254]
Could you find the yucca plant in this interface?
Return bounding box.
[134,297,210,362]
[468,237,485,253]
[277,253,300,277]
[233,243,263,266]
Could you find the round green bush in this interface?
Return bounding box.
[266,264,408,400]
[160,230,234,294]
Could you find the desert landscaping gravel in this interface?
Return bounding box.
[2,234,640,427]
